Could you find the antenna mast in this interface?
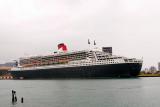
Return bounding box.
[88,39,91,50]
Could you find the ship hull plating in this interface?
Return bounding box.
[10,63,142,79]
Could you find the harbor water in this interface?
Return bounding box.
[0,77,160,107]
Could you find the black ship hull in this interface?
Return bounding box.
[9,63,142,79]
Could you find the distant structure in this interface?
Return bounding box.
[102,47,112,55]
[0,62,16,71]
[0,62,16,67]
[158,62,160,71]
[149,66,157,73]
[144,68,149,73]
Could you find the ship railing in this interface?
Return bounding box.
[124,58,143,63]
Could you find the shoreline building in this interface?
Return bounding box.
[158,62,160,71]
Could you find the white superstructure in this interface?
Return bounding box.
[11,50,143,71]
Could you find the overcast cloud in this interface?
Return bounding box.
[0,0,160,69]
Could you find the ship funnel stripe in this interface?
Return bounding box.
[58,43,67,51]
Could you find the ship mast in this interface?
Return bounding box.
[88,39,91,50]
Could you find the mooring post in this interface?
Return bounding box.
[21,97,24,103]
[12,90,14,102]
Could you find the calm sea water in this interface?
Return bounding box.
[0,77,160,107]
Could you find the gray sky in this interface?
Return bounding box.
[0,0,159,69]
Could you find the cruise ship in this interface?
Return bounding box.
[9,43,143,79]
